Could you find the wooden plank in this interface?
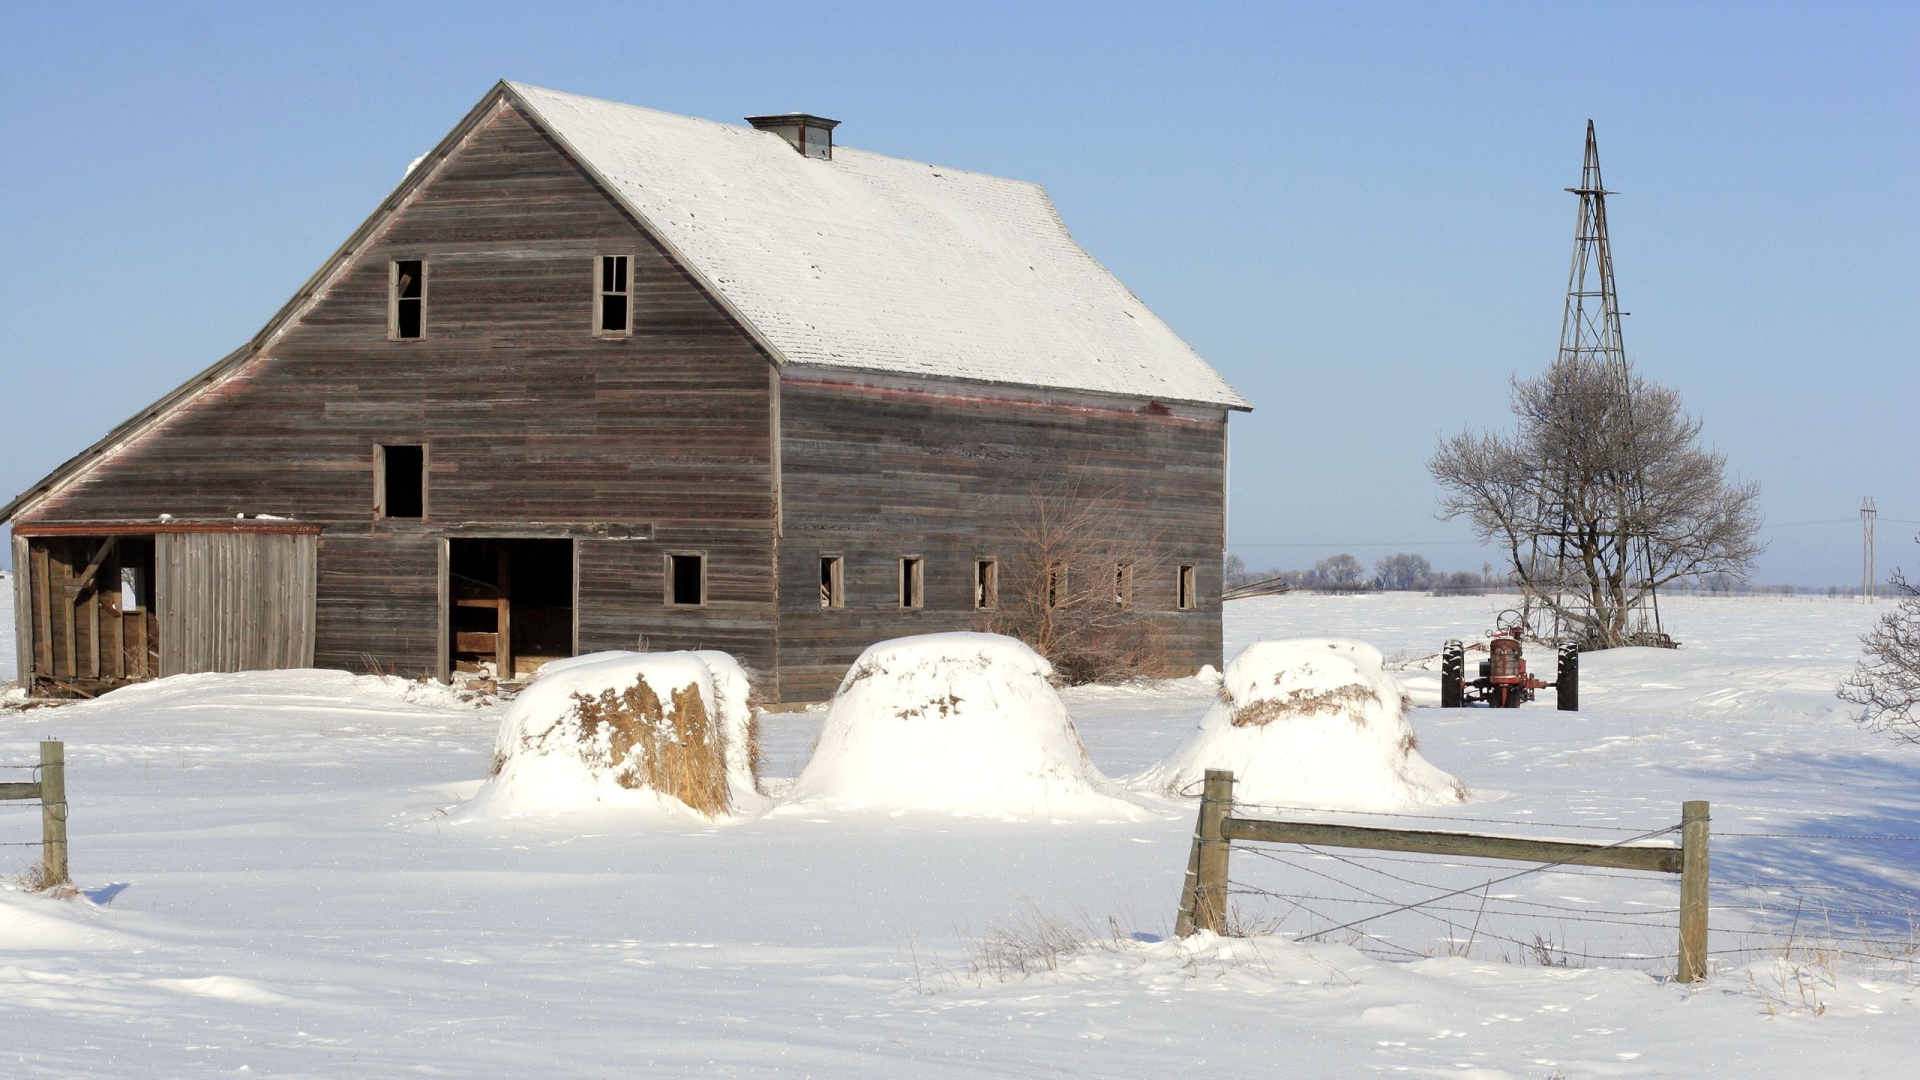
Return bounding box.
[105,542,125,681]
[0,782,40,801]
[57,543,76,678]
[1219,815,1684,875]
[14,535,34,687]
[496,549,513,678]
[455,631,498,652]
[128,602,149,679]
[69,535,119,592]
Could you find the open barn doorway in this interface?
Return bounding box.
[447,538,574,680]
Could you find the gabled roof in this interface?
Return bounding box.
[508,83,1249,410]
[3,83,1247,525]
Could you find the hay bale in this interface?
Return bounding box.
[465,650,759,819]
[785,632,1142,819]
[1137,638,1466,810]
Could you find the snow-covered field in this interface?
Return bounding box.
[2,593,1916,1077]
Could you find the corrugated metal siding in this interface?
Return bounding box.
[156,532,317,675]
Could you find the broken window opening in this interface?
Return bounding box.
[597,254,631,334]
[1114,563,1134,608]
[378,444,425,519]
[1046,565,1068,610]
[899,557,924,610]
[669,553,705,606]
[974,558,998,610]
[1177,564,1198,610]
[391,259,424,339]
[819,555,844,609]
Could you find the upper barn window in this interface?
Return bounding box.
[390,259,425,339]
[596,255,631,335]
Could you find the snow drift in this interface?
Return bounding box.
[464,651,760,819]
[1137,638,1465,810]
[785,633,1142,819]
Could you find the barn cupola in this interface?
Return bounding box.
[745,113,839,160]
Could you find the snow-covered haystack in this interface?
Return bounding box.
[786,633,1142,819]
[1137,639,1466,810]
[464,651,760,820]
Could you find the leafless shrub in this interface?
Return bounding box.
[9,858,76,898]
[570,676,730,815]
[984,484,1170,685]
[1429,356,1762,648]
[962,903,1138,980]
[1840,565,1920,742]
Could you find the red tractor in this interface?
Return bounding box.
[1439,610,1579,711]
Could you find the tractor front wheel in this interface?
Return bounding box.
[1440,640,1464,708]
[1557,643,1580,712]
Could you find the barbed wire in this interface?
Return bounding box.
[1719,832,1920,841]
[1248,844,1681,918]
[1296,848,1674,882]
[1254,822,1682,943]
[1713,880,1920,896]
[1227,800,1670,835]
[1715,902,1920,919]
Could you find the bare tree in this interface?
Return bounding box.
[1304,553,1366,592]
[985,485,1166,685]
[1840,561,1920,741]
[1374,552,1434,591]
[1428,357,1762,648]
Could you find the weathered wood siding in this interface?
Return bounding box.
[156,531,317,674]
[775,374,1227,701]
[15,100,779,681]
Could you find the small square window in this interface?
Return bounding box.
[668,553,705,606]
[819,555,844,609]
[1177,564,1198,610]
[596,255,630,335]
[899,556,924,610]
[390,259,424,339]
[1113,563,1134,608]
[376,444,425,519]
[974,558,999,610]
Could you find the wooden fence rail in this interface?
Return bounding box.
[1176,769,1710,983]
[0,741,68,887]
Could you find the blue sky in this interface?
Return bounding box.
[1,1,1913,585]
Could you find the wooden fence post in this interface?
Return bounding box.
[1193,769,1235,935]
[39,740,68,887]
[1677,799,1709,983]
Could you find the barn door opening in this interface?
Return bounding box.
[22,534,158,696]
[447,538,574,680]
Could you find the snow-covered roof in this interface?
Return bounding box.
[508,83,1249,410]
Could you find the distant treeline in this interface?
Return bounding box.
[1224,554,1869,598]
[1224,553,1511,595]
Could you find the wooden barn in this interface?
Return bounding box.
[3,82,1250,703]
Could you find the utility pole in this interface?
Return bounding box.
[1863,497,1877,603]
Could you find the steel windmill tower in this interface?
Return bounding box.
[1523,121,1667,646]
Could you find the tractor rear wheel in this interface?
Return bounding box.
[1440,640,1464,708]
[1557,643,1580,712]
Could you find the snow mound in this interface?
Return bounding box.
[785,633,1143,820]
[1136,638,1465,810]
[463,651,761,820]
